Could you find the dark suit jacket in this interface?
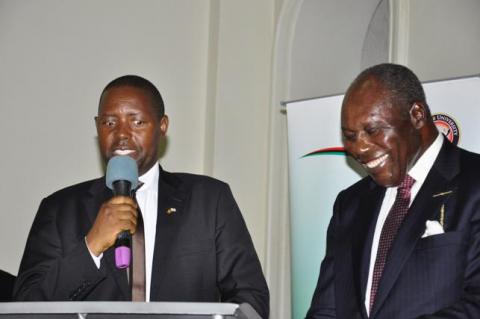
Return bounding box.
[306,140,480,318]
[0,270,15,301]
[14,166,269,318]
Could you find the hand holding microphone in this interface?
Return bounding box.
[86,155,139,269]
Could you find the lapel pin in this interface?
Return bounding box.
[440,203,445,227]
[432,190,453,198]
[166,207,177,215]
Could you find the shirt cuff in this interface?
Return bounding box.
[84,237,103,269]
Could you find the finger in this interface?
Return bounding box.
[116,219,138,236]
[114,210,139,228]
[106,203,139,218]
[109,196,138,208]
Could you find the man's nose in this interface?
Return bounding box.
[115,121,131,141]
[352,133,372,157]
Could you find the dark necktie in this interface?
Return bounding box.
[131,191,146,301]
[369,175,415,312]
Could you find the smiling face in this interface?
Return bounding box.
[96,86,168,176]
[341,78,422,187]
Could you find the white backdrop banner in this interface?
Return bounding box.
[286,76,480,319]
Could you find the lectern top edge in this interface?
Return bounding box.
[0,301,239,314]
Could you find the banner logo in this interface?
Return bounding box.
[302,147,345,158]
[432,113,460,145]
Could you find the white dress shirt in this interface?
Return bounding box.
[87,163,159,302]
[364,133,443,316]
[135,163,159,302]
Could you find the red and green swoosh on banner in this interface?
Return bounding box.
[302,147,346,158]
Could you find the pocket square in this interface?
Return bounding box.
[421,220,445,238]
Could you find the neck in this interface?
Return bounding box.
[420,123,439,151]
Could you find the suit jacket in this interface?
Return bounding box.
[0,270,15,301]
[306,140,480,319]
[14,166,269,318]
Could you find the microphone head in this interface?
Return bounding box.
[105,155,139,190]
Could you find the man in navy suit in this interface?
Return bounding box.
[14,75,269,318]
[306,63,480,318]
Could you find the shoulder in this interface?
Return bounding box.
[31,178,104,229]
[441,142,480,181]
[330,176,378,219]
[42,177,104,203]
[162,170,229,192]
[458,146,480,168]
[337,176,375,201]
[162,171,239,214]
[451,147,480,191]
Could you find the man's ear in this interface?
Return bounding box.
[94,116,100,132]
[410,103,427,129]
[159,115,169,136]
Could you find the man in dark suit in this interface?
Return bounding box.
[14,75,269,318]
[306,63,480,318]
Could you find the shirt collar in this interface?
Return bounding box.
[408,131,443,186]
[138,163,159,192]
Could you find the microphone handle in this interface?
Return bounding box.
[115,231,131,269]
[112,180,132,197]
[112,180,133,269]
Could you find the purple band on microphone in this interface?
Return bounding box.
[115,246,131,269]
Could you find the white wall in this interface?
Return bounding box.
[408,0,480,81]
[289,0,383,100]
[0,0,275,276]
[208,0,274,268]
[288,0,480,101]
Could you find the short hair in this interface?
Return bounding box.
[348,63,429,116]
[99,75,165,119]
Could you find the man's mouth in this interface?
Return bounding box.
[113,149,135,156]
[364,154,388,169]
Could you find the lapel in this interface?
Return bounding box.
[84,177,131,300]
[370,139,460,318]
[356,181,385,318]
[334,178,385,319]
[150,166,187,299]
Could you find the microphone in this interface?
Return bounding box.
[105,155,139,269]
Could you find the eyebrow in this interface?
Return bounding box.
[98,111,142,117]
